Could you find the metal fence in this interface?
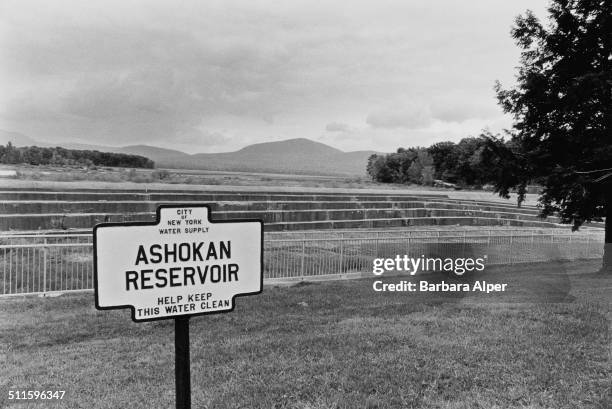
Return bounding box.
[0,229,604,296]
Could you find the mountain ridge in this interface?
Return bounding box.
[0,130,379,176]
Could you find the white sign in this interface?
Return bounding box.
[94,205,263,322]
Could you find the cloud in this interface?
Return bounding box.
[1,22,288,146]
[366,105,432,129]
[325,122,350,132]
[365,97,504,129]
[175,129,230,146]
[0,0,549,151]
[430,97,502,123]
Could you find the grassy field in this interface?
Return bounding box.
[0,170,542,207]
[1,260,610,408]
[0,164,377,190]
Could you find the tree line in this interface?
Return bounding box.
[367,134,501,188]
[0,143,155,168]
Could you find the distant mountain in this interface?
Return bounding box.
[1,132,380,176]
[112,138,378,176]
[0,130,39,146]
[0,131,112,152]
[115,145,190,161]
[0,133,192,164]
[237,138,342,156]
[184,138,376,176]
[51,141,118,151]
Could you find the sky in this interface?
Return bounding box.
[0,0,550,153]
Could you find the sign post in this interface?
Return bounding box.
[93,205,263,409]
[175,316,190,409]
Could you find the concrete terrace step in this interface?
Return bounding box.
[0,191,445,202]
[0,199,542,216]
[0,207,556,231]
[0,214,560,232]
[0,187,448,198]
[208,208,550,223]
[0,190,538,209]
[0,188,549,232]
[264,217,561,231]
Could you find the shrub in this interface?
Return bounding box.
[152,169,171,180]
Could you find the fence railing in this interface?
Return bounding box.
[265,227,591,239]
[0,230,604,296]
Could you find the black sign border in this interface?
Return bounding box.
[93,204,264,323]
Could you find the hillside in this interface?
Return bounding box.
[0,130,39,146]
[0,131,378,176]
[237,138,342,156]
[184,138,375,176]
[115,145,190,162]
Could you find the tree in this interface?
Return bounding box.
[417,150,435,186]
[494,0,612,271]
[0,144,156,168]
[428,141,458,181]
[427,138,493,186]
[454,137,489,186]
[366,154,378,177]
[421,165,434,186]
[366,155,394,183]
[407,161,423,184]
[1,142,21,164]
[22,146,43,165]
[366,148,436,185]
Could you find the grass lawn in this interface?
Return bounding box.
[0,167,542,206]
[1,260,610,408]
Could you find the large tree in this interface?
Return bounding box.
[493,0,611,271]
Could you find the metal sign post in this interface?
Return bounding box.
[175,316,191,409]
[93,205,263,408]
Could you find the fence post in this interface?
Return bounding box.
[42,238,47,294]
[509,232,514,264]
[375,232,379,257]
[339,239,344,273]
[586,233,591,258]
[300,240,305,279]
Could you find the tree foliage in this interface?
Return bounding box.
[0,143,155,168]
[367,147,435,185]
[492,0,611,271]
[367,137,493,187]
[493,0,611,228]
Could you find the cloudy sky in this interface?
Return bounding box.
[0,0,549,153]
